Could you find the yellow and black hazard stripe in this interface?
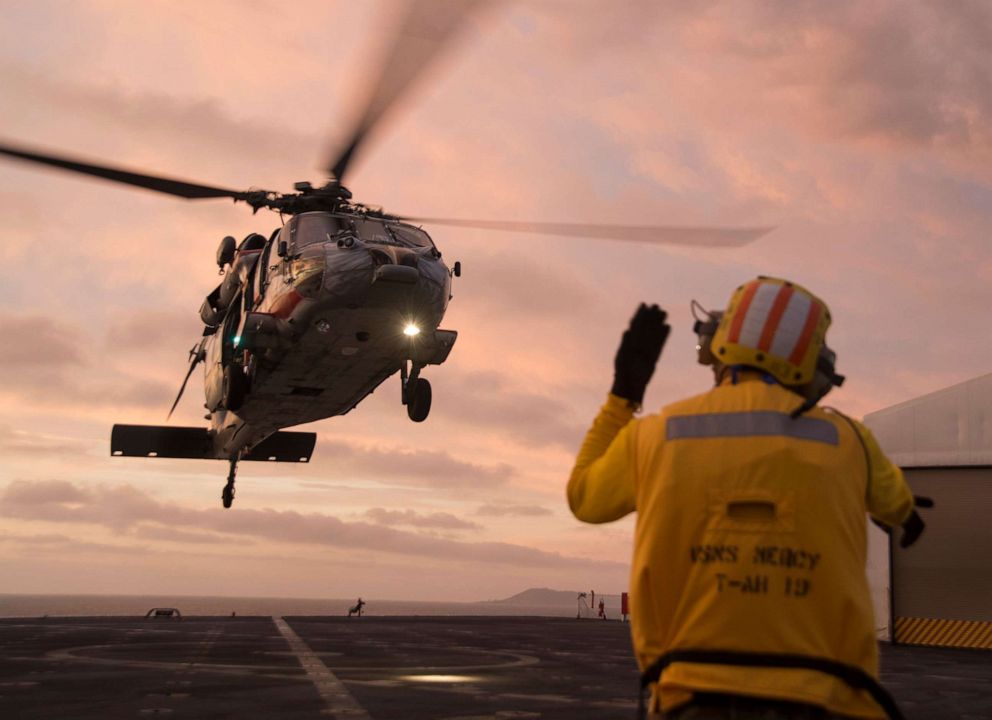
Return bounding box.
[895,617,992,649]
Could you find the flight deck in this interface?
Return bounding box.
[0,615,987,719]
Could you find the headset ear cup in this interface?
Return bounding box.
[697,338,715,366]
[693,310,723,367]
[799,344,842,407]
[819,346,845,388]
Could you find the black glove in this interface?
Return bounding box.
[899,495,933,548]
[611,304,670,406]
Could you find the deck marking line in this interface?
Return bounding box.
[273,617,372,720]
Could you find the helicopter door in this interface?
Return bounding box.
[204,293,242,412]
[254,237,274,302]
[244,262,258,312]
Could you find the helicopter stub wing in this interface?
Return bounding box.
[243,431,316,463]
[111,425,315,463]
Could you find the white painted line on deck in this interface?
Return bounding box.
[273,616,372,719]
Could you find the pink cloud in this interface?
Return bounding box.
[365,507,480,530]
[0,313,83,367]
[475,503,552,518]
[315,438,512,489]
[0,426,91,458]
[0,479,620,571]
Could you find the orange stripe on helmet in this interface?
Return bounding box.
[757,284,795,352]
[788,300,822,365]
[727,281,760,343]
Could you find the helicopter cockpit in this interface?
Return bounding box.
[282,212,435,255]
[387,223,433,248]
[286,213,343,251]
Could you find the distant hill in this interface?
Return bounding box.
[487,587,621,606]
[488,588,577,605]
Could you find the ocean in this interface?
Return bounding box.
[0,594,608,619]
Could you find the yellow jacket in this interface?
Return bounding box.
[568,373,913,718]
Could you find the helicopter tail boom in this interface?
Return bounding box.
[111,425,316,463]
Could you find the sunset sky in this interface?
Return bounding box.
[1,0,990,602]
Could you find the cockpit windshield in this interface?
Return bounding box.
[387,223,433,248]
[291,213,342,249]
[288,213,434,250]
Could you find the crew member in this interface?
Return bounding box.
[348,597,365,617]
[568,277,929,719]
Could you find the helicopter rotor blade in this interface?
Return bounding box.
[326,0,484,183]
[0,140,249,201]
[167,345,204,420]
[399,217,774,247]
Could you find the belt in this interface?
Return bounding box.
[670,692,829,719]
[638,649,904,720]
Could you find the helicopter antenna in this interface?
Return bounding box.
[168,342,205,420]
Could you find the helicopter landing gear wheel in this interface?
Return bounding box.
[406,378,432,422]
[222,457,237,509]
[222,365,248,411]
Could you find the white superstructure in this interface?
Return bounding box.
[862,372,992,640]
[865,373,992,467]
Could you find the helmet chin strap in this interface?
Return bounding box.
[790,393,822,419]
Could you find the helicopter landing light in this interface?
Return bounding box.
[403,323,420,337]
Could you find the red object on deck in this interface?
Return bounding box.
[621,592,629,616]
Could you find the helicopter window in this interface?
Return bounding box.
[239,233,266,252]
[291,214,342,249]
[388,224,433,248]
[256,236,273,295]
[353,218,399,247]
[244,262,258,311]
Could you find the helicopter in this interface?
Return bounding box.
[0,3,769,509]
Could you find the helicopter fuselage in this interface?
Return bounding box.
[200,211,457,459]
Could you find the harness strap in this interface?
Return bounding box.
[825,407,874,506]
[638,649,904,720]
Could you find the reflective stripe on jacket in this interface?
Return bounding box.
[568,374,913,718]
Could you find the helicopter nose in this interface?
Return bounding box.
[370,246,420,269]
